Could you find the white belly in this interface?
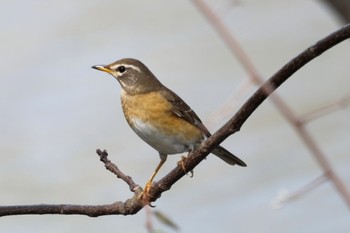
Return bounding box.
[130,118,198,155]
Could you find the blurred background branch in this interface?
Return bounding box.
[322,0,350,23]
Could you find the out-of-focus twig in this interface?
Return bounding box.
[192,0,260,82]
[321,0,350,23]
[145,206,154,233]
[206,78,254,127]
[272,174,328,209]
[299,94,350,123]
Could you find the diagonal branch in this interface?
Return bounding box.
[96,149,139,192]
[1,23,350,217]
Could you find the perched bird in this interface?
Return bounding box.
[92,58,246,195]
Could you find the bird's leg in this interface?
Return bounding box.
[143,153,167,197]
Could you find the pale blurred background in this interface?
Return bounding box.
[1,0,350,232]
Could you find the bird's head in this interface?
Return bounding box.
[92,58,163,95]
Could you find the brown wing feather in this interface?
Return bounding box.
[159,87,211,137]
[159,87,247,167]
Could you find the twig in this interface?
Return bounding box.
[272,174,328,209]
[145,206,154,233]
[96,149,139,192]
[192,0,261,82]
[299,94,350,123]
[206,79,254,127]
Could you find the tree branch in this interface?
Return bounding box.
[1,23,350,217]
[96,149,139,192]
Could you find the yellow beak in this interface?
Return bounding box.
[91,65,113,74]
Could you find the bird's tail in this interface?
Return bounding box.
[212,146,247,166]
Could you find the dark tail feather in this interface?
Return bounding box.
[212,146,247,166]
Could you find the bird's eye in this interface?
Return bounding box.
[117,66,126,73]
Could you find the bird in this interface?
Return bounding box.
[92,58,246,196]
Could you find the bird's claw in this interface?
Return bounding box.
[138,182,156,207]
[178,156,194,178]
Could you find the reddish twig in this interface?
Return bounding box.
[272,174,328,208]
[299,94,350,123]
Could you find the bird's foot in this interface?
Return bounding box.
[178,156,194,178]
[138,181,156,207]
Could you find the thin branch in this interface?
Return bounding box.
[192,0,261,82]
[1,23,350,217]
[299,94,350,123]
[272,174,328,209]
[145,206,154,233]
[96,149,139,192]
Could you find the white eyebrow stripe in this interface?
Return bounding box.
[121,64,142,73]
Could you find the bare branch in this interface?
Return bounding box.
[272,174,327,209]
[299,94,350,123]
[0,191,144,217]
[96,149,139,192]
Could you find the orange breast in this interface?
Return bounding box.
[120,90,203,143]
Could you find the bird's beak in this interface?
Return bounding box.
[91,65,113,74]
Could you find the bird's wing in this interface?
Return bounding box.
[160,87,211,137]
